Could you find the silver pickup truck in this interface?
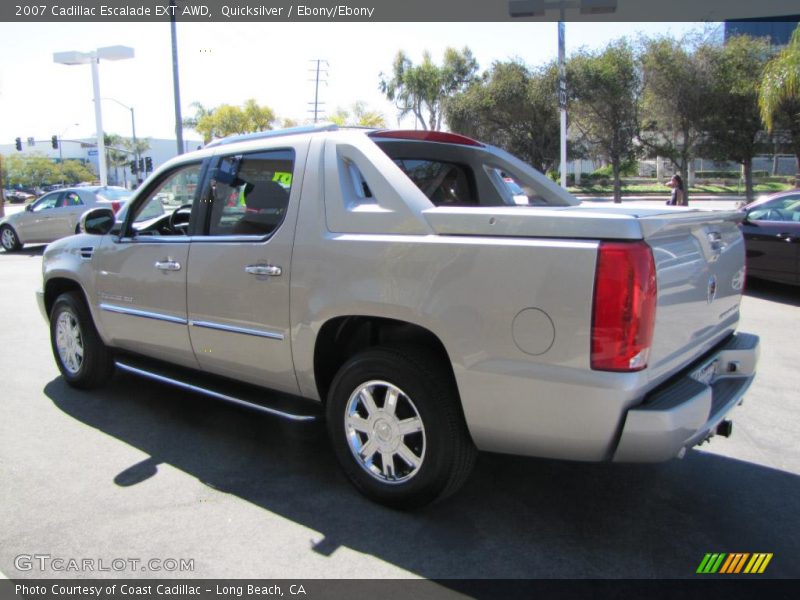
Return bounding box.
[37,125,759,508]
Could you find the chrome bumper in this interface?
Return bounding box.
[613,332,760,462]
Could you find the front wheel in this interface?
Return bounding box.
[0,225,22,252]
[326,346,476,509]
[50,291,114,389]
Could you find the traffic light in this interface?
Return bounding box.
[138,158,145,173]
[145,157,153,172]
[51,135,58,149]
[130,160,138,174]
[14,137,22,151]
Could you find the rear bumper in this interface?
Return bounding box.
[613,332,759,462]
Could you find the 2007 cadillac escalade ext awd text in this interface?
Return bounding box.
[37,125,759,508]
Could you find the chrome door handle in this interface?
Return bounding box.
[155,260,181,271]
[245,264,282,277]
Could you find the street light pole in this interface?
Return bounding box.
[89,56,108,187]
[104,98,140,185]
[558,16,567,189]
[54,45,134,187]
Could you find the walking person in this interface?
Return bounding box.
[666,174,687,206]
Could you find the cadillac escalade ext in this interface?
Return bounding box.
[37,125,759,508]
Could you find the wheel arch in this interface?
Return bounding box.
[313,316,456,404]
[44,277,89,320]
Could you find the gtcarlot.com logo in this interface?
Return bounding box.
[14,554,194,573]
[696,553,773,574]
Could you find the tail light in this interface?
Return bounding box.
[591,241,657,372]
[110,201,121,213]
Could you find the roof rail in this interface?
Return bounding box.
[204,123,340,149]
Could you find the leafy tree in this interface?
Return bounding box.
[185,99,277,143]
[445,60,560,173]
[104,133,131,186]
[5,154,58,188]
[329,101,386,127]
[60,160,96,184]
[380,47,478,130]
[698,35,771,200]
[4,154,95,187]
[638,35,710,199]
[182,102,213,131]
[567,40,640,202]
[759,25,800,183]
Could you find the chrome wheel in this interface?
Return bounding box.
[55,310,84,375]
[344,380,426,484]
[1,227,18,251]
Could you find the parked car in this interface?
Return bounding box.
[0,186,131,252]
[740,190,800,286]
[36,126,759,508]
[3,189,35,204]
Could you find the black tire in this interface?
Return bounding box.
[50,291,114,389]
[0,225,22,252]
[326,346,476,509]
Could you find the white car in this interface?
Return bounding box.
[0,186,131,252]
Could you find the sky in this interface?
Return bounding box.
[0,21,712,145]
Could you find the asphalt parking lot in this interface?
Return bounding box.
[0,231,798,582]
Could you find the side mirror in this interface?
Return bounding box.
[25,203,33,212]
[79,207,116,235]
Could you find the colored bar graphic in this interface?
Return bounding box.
[697,553,728,574]
[699,552,773,574]
[744,553,773,574]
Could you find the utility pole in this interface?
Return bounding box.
[308,59,328,123]
[170,0,184,155]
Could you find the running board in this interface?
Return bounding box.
[114,357,321,422]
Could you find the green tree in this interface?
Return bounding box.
[759,25,800,183]
[638,35,710,199]
[699,35,771,201]
[568,40,640,203]
[329,101,387,127]
[5,153,58,188]
[104,133,131,186]
[445,60,560,173]
[185,99,277,143]
[380,47,478,130]
[60,160,96,185]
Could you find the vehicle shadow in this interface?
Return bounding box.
[1,245,45,257]
[45,374,800,579]
[745,278,800,307]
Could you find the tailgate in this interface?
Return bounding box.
[641,210,746,383]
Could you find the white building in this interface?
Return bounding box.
[1,137,202,188]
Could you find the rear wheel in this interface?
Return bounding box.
[50,291,114,389]
[326,346,476,509]
[0,225,22,252]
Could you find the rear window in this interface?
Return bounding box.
[391,159,477,206]
[374,138,570,208]
[96,188,133,201]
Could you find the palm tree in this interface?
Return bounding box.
[759,26,800,183]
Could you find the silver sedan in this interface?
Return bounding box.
[1,186,131,252]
